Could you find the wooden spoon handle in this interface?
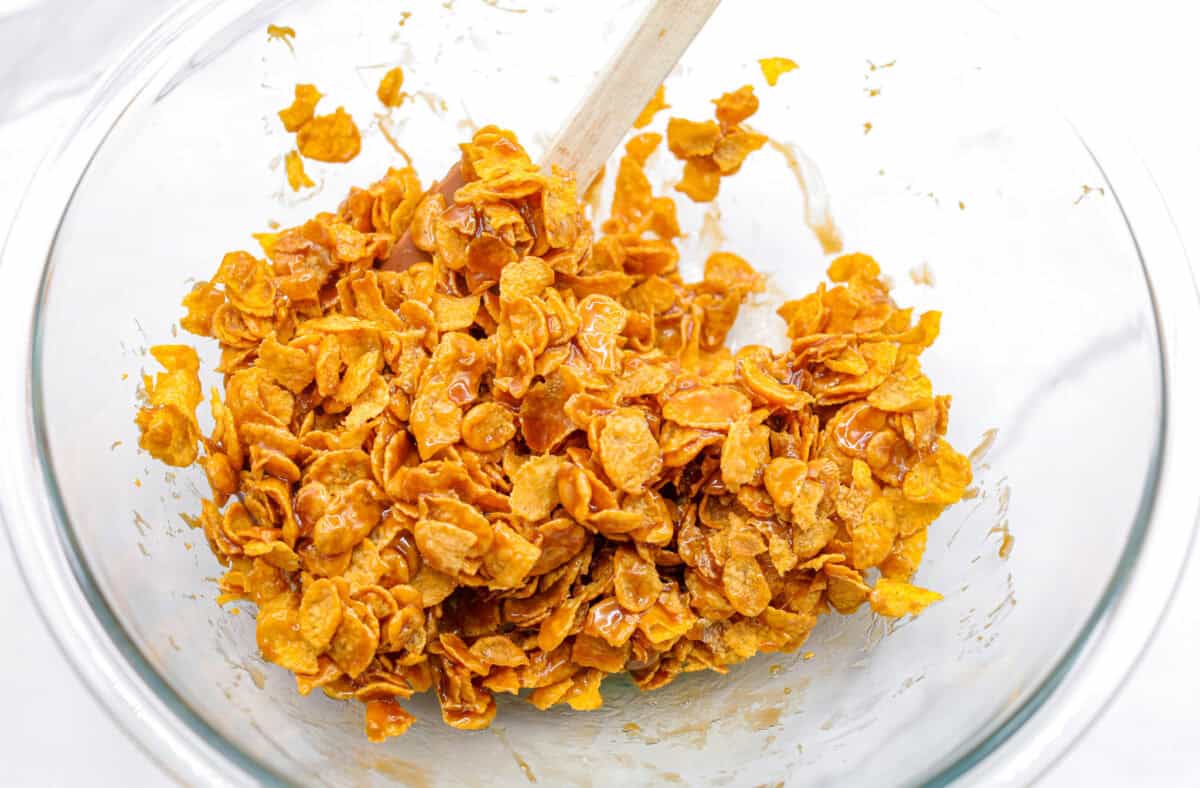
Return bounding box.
[381,0,721,273]
[543,0,722,187]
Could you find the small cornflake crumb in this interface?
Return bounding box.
[121,372,129,380]
[803,652,815,661]
[958,200,966,211]
[867,59,896,72]
[133,478,142,488]
[758,57,799,87]
[266,24,296,52]
[1074,184,1106,204]
[110,440,123,450]
[184,542,194,551]
[229,607,241,616]
[863,122,873,134]
[768,663,782,675]
[623,722,642,734]
[377,66,406,108]
[398,11,412,25]
[909,262,936,287]
[284,150,315,191]
[633,85,669,129]
[864,88,881,97]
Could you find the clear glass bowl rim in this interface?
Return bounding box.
[2,1,1198,785]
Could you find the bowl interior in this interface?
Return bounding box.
[33,0,1163,784]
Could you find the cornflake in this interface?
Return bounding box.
[377,67,406,108]
[138,107,969,741]
[266,24,296,51]
[135,345,202,467]
[633,85,669,129]
[297,108,362,163]
[758,57,799,87]
[285,150,315,191]
[278,84,322,132]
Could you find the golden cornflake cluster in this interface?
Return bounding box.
[668,85,768,202]
[277,84,363,191]
[136,108,970,741]
[136,345,203,467]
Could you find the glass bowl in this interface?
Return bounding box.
[2,0,1198,785]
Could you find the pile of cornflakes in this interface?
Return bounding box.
[136,85,970,741]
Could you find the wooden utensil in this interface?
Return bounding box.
[381,0,721,272]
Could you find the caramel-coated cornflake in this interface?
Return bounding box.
[869,578,943,618]
[266,25,296,50]
[510,454,564,523]
[257,592,321,674]
[364,698,415,742]
[376,66,405,107]
[758,57,799,87]
[597,408,662,493]
[676,157,722,202]
[667,118,721,158]
[461,402,516,452]
[298,108,362,163]
[285,150,315,191]
[278,84,322,132]
[663,386,751,429]
[633,85,669,129]
[713,85,760,127]
[135,345,203,467]
[299,578,343,650]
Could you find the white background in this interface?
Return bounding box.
[0,0,1197,784]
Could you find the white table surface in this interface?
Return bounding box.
[1,1,1197,785]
